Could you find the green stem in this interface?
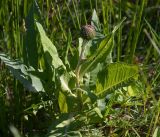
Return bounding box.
[75,40,88,109]
[75,40,88,86]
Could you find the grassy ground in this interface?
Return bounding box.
[0,0,160,137]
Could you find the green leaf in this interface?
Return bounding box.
[86,107,103,124]
[9,125,22,137]
[91,9,101,32]
[0,53,44,92]
[79,34,113,78]
[58,73,77,113]
[59,72,76,97]
[91,9,107,40]
[153,127,160,137]
[36,22,65,69]
[36,22,68,102]
[59,74,76,98]
[58,91,68,113]
[96,62,139,98]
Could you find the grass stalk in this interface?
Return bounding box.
[72,0,80,30]
[65,0,77,29]
[129,0,147,63]
[117,0,122,61]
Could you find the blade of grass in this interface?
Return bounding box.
[71,0,80,30]
[144,29,160,55]
[89,0,93,11]
[117,0,122,61]
[129,0,147,63]
[52,4,67,41]
[65,0,77,29]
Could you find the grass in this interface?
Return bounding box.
[0,0,160,137]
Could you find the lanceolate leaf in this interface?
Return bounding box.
[36,22,65,69]
[96,63,139,98]
[0,53,44,92]
[91,9,101,32]
[36,22,77,109]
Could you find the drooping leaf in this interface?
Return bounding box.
[0,53,44,92]
[36,22,65,69]
[96,62,139,98]
[58,73,77,113]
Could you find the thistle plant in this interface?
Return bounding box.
[75,24,96,109]
[75,25,96,86]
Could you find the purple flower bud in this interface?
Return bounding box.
[81,25,96,40]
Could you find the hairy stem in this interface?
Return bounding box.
[75,40,88,109]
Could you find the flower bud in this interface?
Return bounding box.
[81,25,96,40]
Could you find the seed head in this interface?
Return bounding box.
[81,25,96,40]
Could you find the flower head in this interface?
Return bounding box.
[81,25,96,40]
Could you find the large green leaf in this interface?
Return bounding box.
[36,21,71,106]
[0,53,44,92]
[96,62,139,98]
[36,22,77,110]
[36,22,65,69]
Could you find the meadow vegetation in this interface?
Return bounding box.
[0,0,160,137]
